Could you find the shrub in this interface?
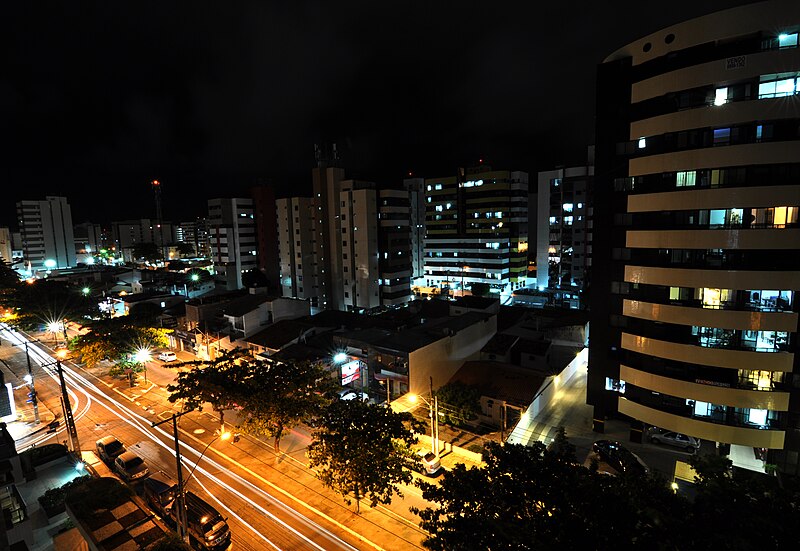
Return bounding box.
[38,475,90,517]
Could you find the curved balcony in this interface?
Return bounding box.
[620,332,794,372]
[618,397,785,449]
[626,228,800,250]
[627,185,800,214]
[622,299,798,331]
[624,265,800,290]
[620,365,790,411]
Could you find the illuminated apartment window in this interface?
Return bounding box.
[549,216,557,225]
[563,203,574,212]
[637,137,646,149]
[676,171,696,187]
[758,74,799,98]
[713,128,731,144]
[563,216,574,226]
[714,87,728,106]
[778,32,799,48]
[435,184,443,190]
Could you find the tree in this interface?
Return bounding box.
[128,301,162,325]
[132,242,162,263]
[175,242,195,257]
[167,349,249,432]
[435,381,481,427]
[70,319,170,369]
[469,282,491,297]
[0,258,20,290]
[413,441,686,550]
[307,400,422,513]
[0,279,98,331]
[237,360,334,453]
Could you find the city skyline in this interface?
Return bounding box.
[3,1,750,226]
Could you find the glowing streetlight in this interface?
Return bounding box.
[333,352,347,364]
[408,386,440,456]
[134,347,152,384]
[82,287,91,295]
[191,273,200,282]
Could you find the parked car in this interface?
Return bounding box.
[648,428,701,452]
[114,451,150,482]
[96,436,126,464]
[158,351,178,362]
[410,450,442,477]
[592,440,649,476]
[339,388,369,402]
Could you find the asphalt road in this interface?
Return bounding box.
[1,325,430,551]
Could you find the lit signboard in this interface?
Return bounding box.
[341,360,362,385]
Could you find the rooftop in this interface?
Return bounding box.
[244,319,315,350]
[220,293,278,317]
[451,295,500,310]
[449,361,547,407]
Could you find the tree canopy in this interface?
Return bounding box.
[132,242,162,262]
[237,360,335,452]
[69,317,170,369]
[414,436,800,550]
[435,381,481,427]
[307,400,423,513]
[0,279,98,330]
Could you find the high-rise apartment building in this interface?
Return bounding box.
[590,0,800,474]
[250,184,280,290]
[73,222,104,263]
[208,198,257,290]
[536,149,594,308]
[177,218,210,258]
[312,164,346,310]
[403,177,426,281]
[340,181,380,311]
[277,197,319,303]
[111,219,175,262]
[423,167,528,296]
[16,196,76,271]
[378,188,413,306]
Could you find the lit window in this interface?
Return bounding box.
[435,184,443,190]
[758,74,798,98]
[427,197,431,203]
[563,203,574,212]
[756,125,763,140]
[549,216,557,225]
[714,87,728,106]
[564,216,573,226]
[495,211,502,218]
[749,408,768,426]
[446,203,452,209]
[577,203,583,209]
[427,185,432,191]
[676,171,696,187]
[605,377,626,394]
[778,32,799,48]
[713,128,731,144]
[435,205,443,212]
[637,137,646,149]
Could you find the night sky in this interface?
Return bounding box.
[3,1,753,226]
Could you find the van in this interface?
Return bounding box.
[143,475,231,550]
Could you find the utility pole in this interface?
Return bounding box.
[153,411,190,544]
[21,341,40,424]
[55,360,80,455]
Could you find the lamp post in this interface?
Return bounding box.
[17,340,40,424]
[183,429,231,492]
[134,348,151,383]
[152,412,230,545]
[409,377,440,456]
[47,321,62,346]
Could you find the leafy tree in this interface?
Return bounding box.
[0,279,98,331]
[132,242,162,262]
[128,301,162,325]
[469,282,491,297]
[0,258,21,290]
[237,360,335,453]
[307,400,422,513]
[413,441,686,550]
[167,349,249,432]
[175,242,195,257]
[435,381,481,427]
[69,317,170,368]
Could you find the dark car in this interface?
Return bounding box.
[96,436,126,464]
[648,428,701,452]
[114,451,150,482]
[592,440,649,476]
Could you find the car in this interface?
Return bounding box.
[158,351,177,362]
[96,436,126,464]
[114,451,150,482]
[648,428,701,452]
[338,388,369,402]
[592,440,649,476]
[410,450,442,477]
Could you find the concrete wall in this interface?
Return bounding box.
[408,315,497,394]
[270,298,311,323]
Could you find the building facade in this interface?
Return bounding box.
[277,197,319,304]
[339,181,380,311]
[250,184,281,290]
[177,218,211,258]
[423,167,529,297]
[16,196,76,272]
[589,0,800,474]
[208,198,257,290]
[403,177,426,282]
[378,188,413,306]
[111,219,176,262]
[312,163,346,310]
[536,150,593,308]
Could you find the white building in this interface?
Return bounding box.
[277,197,319,304]
[403,177,426,282]
[16,196,76,272]
[208,198,257,290]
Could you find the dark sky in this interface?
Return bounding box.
[3,0,753,226]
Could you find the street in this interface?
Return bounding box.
[1,324,430,551]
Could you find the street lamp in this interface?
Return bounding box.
[47,321,63,346]
[408,377,440,456]
[134,347,151,383]
[152,413,230,545]
[183,430,231,491]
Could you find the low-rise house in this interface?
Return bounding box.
[221,294,310,339]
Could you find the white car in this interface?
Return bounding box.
[339,389,369,402]
[158,351,177,362]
